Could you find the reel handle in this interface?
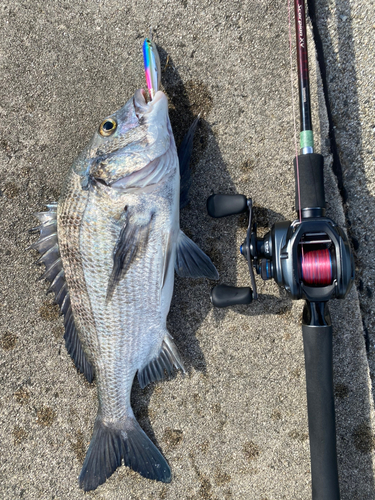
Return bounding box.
[207,195,257,305]
[207,194,248,218]
[210,284,252,308]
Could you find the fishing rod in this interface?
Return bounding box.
[206,1,354,499]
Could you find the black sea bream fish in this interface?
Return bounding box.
[30,88,218,491]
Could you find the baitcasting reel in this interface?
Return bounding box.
[207,155,354,309]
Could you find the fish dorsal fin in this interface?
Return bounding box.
[137,333,185,389]
[175,230,219,280]
[29,204,94,383]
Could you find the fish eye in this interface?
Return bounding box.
[99,118,117,137]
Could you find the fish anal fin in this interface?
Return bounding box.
[137,334,185,389]
[79,415,171,491]
[29,203,94,383]
[175,230,219,280]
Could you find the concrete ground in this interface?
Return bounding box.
[311,0,375,413]
[0,1,374,499]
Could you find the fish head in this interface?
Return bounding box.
[74,90,174,190]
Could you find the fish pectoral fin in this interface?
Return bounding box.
[175,230,219,280]
[29,203,94,383]
[106,213,154,301]
[178,116,199,210]
[79,415,171,492]
[137,333,185,389]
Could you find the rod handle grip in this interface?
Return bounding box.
[294,153,325,213]
[302,322,340,500]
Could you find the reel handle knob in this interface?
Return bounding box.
[207,194,248,218]
[210,284,252,307]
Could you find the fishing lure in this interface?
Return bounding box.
[143,37,161,101]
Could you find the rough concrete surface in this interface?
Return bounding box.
[311,0,375,411]
[0,1,374,499]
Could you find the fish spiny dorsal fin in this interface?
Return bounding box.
[29,204,95,383]
[137,333,185,389]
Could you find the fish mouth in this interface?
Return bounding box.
[133,89,168,120]
[133,89,149,117]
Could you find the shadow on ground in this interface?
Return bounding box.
[133,48,294,441]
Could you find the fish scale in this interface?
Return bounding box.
[80,193,165,420]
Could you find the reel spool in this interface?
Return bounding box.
[298,231,335,287]
[300,247,333,287]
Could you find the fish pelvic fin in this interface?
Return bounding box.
[137,333,185,389]
[79,415,171,491]
[106,212,154,302]
[175,230,219,280]
[29,203,95,383]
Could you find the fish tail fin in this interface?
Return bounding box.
[79,415,171,491]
